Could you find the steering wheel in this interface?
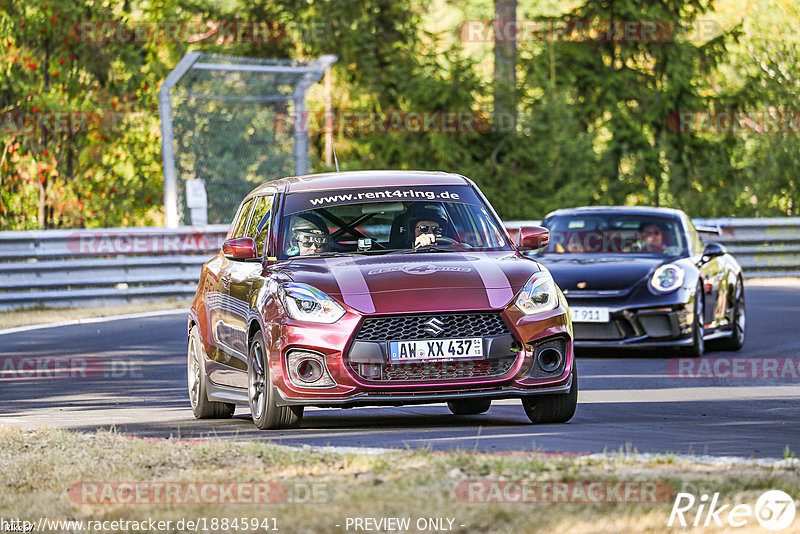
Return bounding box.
[415,236,458,249]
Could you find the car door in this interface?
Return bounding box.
[688,219,723,328]
[214,195,276,389]
[207,197,256,387]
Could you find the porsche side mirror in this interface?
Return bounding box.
[222,237,256,259]
[517,226,550,251]
[701,241,726,262]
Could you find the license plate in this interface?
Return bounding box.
[569,306,610,323]
[389,338,483,362]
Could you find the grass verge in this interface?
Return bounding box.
[0,427,797,533]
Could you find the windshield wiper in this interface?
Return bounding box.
[292,251,355,259]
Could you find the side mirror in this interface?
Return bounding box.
[517,226,550,251]
[701,241,726,261]
[222,237,256,259]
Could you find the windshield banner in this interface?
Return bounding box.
[283,185,480,214]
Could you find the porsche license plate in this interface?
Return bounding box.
[570,307,610,323]
[389,338,483,362]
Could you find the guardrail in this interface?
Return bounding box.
[0,218,797,310]
[0,226,228,310]
[694,217,800,278]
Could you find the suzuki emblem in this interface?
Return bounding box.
[423,317,445,337]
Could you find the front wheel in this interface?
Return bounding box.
[681,283,705,358]
[188,325,235,419]
[715,277,745,351]
[447,398,491,415]
[521,362,578,424]
[248,330,303,430]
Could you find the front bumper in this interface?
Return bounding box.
[566,286,695,349]
[266,302,575,406]
[274,376,573,408]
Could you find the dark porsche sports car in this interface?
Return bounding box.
[533,206,745,356]
[187,170,577,429]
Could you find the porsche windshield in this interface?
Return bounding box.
[278,185,511,258]
[541,214,687,256]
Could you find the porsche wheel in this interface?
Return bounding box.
[522,363,577,424]
[447,399,491,415]
[716,277,745,351]
[188,325,235,419]
[682,283,705,358]
[248,330,303,430]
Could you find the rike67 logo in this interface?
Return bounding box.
[669,490,796,531]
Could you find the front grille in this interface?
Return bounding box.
[355,313,509,341]
[350,357,516,382]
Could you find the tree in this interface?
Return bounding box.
[493,0,517,132]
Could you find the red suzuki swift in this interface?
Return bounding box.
[188,171,577,429]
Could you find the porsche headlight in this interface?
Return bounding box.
[515,271,559,315]
[279,283,345,323]
[651,264,684,293]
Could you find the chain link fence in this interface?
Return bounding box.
[159,52,336,227]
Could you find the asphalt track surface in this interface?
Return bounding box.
[2,284,798,458]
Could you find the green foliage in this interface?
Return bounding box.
[1,0,799,229]
[0,0,167,229]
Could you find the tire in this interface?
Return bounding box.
[248,330,303,430]
[521,362,578,424]
[188,325,235,419]
[681,282,705,358]
[715,277,746,351]
[447,398,491,415]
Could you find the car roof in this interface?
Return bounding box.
[244,170,471,199]
[544,205,686,219]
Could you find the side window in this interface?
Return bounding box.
[229,199,255,240]
[246,196,274,257]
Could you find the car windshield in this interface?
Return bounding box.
[277,185,511,259]
[540,213,686,256]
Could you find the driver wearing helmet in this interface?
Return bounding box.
[405,206,448,249]
[287,216,329,256]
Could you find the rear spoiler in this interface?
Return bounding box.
[695,224,722,236]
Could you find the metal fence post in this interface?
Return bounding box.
[293,55,338,177]
[292,92,309,176]
[159,52,202,228]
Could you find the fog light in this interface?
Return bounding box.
[296,358,323,382]
[287,350,336,387]
[528,338,568,378]
[538,347,563,372]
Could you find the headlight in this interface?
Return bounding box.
[279,283,346,323]
[515,271,559,315]
[651,264,684,293]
